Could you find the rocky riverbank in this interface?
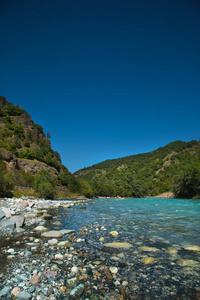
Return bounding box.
[0,197,200,300]
[0,197,131,299]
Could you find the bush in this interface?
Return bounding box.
[0,170,14,197]
[34,170,56,199]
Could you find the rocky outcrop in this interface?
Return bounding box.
[0,149,17,170]
[18,159,59,178]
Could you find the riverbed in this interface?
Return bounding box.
[0,197,200,299]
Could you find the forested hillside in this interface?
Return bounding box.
[0,96,93,199]
[75,140,200,199]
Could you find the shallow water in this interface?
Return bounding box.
[59,197,200,248]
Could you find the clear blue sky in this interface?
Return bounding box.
[1,0,200,173]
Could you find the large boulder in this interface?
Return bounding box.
[10,215,25,227]
[1,207,12,218]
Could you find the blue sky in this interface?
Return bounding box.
[1,0,200,173]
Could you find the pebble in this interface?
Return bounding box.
[48,238,58,245]
[70,283,85,298]
[11,287,21,297]
[29,274,41,284]
[109,230,119,237]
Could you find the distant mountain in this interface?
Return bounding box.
[0,95,92,198]
[74,140,200,198]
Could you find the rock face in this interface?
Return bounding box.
[18,159,59,178]
[0,149,17,170]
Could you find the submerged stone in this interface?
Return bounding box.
[90,293,103,300]
[166,248,178,255]
[177,259,200,267]
[104,242,133,248]
[141,256,157,264]
[109,231,119,237]
[139,246,160,252]
[104,291,122,300]
[184,245,200,252]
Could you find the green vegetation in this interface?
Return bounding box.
[0,159,14,197]
[172,167,200,199]
[34,170,57,199]
[0,96,92,199]
[75,140,200,199]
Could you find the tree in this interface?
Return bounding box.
[34,170,56,199]
[46,131,51,139]
[0,170,14,197]
[172,167,200,199]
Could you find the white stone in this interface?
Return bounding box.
[122,281,129,287]
[7,248,15,253]
[71,266,79,274]
[109,267,118,274]
[41,230,63,238]
[55,253,64,260]
[48,239,58,245]
[1,207,12,218]
[34,226,48,231]
[76,238,84,243]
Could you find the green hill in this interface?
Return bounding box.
[74,140,200,198]
[0,96,92,198]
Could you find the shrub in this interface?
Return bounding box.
[34,170,56,199]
